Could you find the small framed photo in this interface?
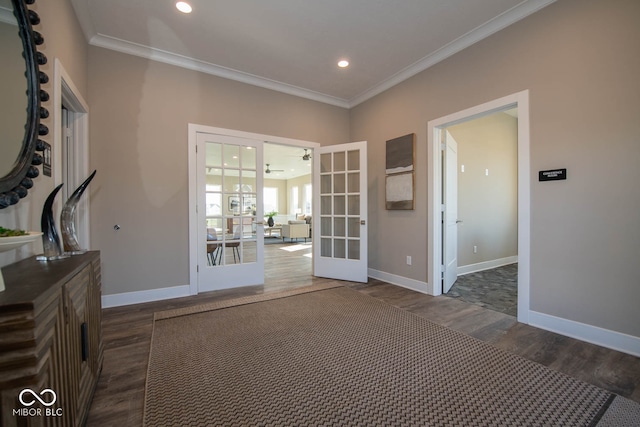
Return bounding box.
[228,196,240,213]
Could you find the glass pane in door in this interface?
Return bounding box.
[206,140,257,266]
[319,149,363,261]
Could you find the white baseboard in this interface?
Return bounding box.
[529,310,640,357]
[368,269,430,295]
[457,255,518,276]
[102,284,191,308]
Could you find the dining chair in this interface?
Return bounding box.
[207,228,222,266]
[224,225,241,263]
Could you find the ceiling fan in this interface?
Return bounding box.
[302,149,312,161]
[265,164,284,174]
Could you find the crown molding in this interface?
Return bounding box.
[347,0,557,108]
[84,0,555,110]
[89,34,351,109]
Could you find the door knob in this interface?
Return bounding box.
[456,220,463,224]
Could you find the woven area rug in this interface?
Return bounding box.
[144,284,627,426]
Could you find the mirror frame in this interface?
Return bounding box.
[0,0,48,209]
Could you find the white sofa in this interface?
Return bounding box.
[281,221,310,242]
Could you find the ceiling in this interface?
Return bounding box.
[264,143,312,180]
[69,0,555,108]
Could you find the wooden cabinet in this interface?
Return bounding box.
[0,252,102,427]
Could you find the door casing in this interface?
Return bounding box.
[427,90,531,324]
[54,59,91,249]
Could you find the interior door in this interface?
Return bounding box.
[443,131,458,293]
[196,132,264,292]
[313,141,368,282]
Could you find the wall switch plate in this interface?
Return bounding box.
[473,245,478,253]
[406,256,412,265]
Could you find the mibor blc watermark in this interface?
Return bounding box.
[12,388,63,418]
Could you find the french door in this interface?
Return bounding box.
[195,132,264,292]
[313,141,368,282]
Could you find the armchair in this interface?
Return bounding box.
[281,221,310,243]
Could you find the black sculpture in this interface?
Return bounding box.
[61,170,97,254]
[38,183,68,261]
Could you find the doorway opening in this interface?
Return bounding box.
[262,142,315,292]
[187,125,319,295]
[428,90,530,324]
[443,109,518,317]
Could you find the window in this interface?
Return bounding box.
[263,187,278,214]
[206,184,222,216]
[291,186,299,215]
[304,184,312,214]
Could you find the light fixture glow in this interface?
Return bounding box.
[338,60,349,68]
[176,1,192,13]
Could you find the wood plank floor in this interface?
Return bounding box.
[86,242,640,426]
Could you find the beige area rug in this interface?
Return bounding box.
[144,284,635,426]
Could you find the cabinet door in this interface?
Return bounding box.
[64,265,91,426]
[87,259,103,379]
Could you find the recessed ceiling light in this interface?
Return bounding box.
[338,60,349,68]
[176,1,192,13]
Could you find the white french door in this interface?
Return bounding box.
[196,132,264,292]
[313,141,368,282]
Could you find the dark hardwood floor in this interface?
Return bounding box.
[86,242,640,426]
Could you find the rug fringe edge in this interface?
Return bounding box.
[153,282,343,321]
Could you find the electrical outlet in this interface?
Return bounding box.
[406,256,412,265]
[473,245,478,254]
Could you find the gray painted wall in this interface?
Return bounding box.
[87,47,350,295]
[350,0,640,337]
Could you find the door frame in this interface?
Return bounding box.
[187,124,319,295]
[427,90,531,324]
[53,59,91,249]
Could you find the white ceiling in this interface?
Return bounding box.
[264,143,312,180]
[70,0,555,108]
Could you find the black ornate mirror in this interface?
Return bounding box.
[0,0,48,209]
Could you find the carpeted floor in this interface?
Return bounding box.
[143,284,639,426]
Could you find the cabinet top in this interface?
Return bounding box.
[0,251,100,309]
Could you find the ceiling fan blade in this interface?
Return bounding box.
[265,164,284,173]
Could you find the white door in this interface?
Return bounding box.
[313,141,368,282]
[443,131,458,293]
[196,132,264,292]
